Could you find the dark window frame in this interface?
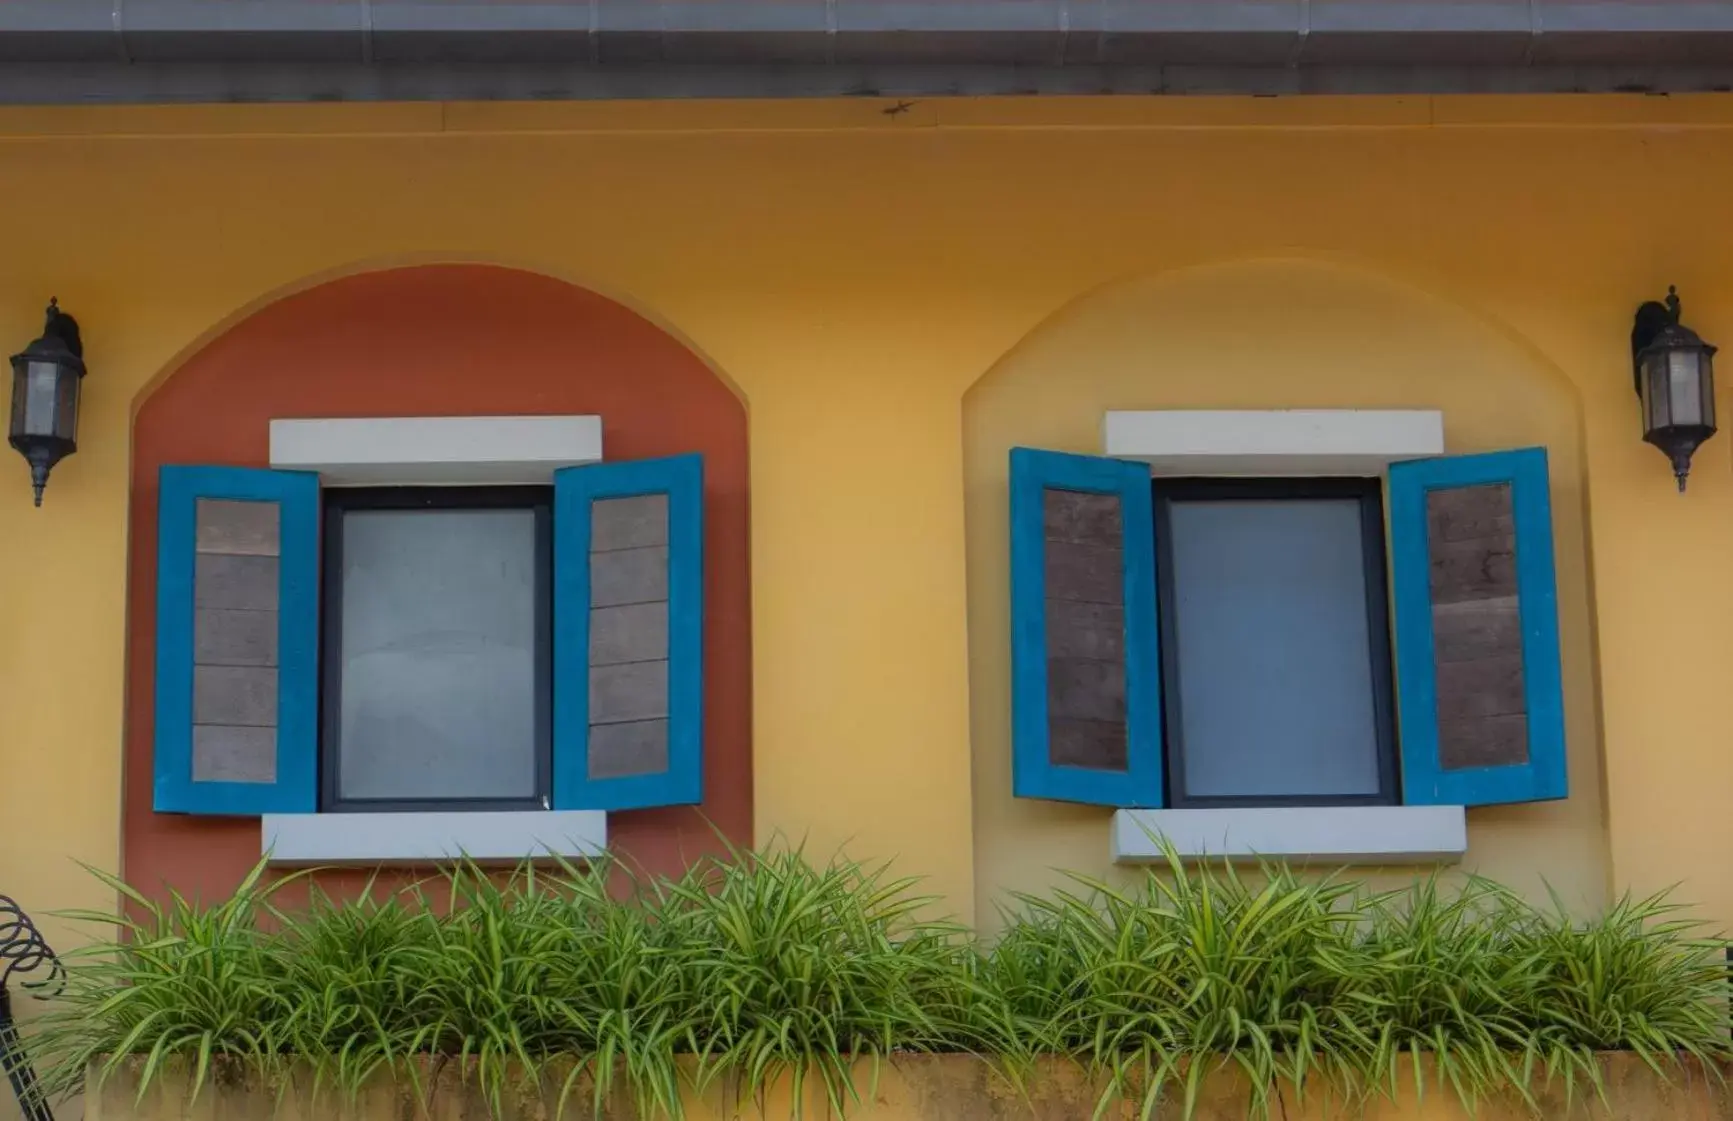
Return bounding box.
[319,485,554,814]
[1152,476,1400,810]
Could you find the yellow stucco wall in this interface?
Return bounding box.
[0,94,1731,952]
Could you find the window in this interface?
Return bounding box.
[1009,445,1568,819]
[150,454,706,823]
[320,487,552,813]
[1154,478,1397,808]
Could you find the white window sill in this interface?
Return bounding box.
[1104,409,1444,476]
[1112,806,1467,865]
[261,810,607,865]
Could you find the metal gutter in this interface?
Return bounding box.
[0,1,1730,102]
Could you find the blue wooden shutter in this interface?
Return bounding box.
[1388,447,1567,807]
[553,454,704,811]
[154,466,319,815]
[1010,448,1162,807]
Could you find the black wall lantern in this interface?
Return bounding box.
[1632,286,1717,492]
[8,299,84,507]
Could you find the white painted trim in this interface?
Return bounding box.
[1112,806,1467,865]
[269,415,603,485]
[262,810,607,864]
[1103,409,1444,476]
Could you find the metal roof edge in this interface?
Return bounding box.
[2,60,1732,105]
[0,1,1730,100]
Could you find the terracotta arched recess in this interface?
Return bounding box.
[124,265,751,903]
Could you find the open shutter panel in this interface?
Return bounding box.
[1388,447,1567,807]
[153,466,319,814]
[553,454,704,811]
[1009,448,1162,807]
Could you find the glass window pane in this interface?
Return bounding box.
[337,507,539,803]
[1168,498,1383,800]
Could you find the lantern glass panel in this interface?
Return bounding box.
[13,361,54,439]
[11,360,79,443]
[1699,349,1717,428]
[1667,349,1705,427]
[1642,353,1672,432]
[53,363,79,441]
[8,366,24,440]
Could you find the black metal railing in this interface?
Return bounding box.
[0,896,60,1121]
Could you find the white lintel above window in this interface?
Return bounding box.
[1112,806,1468,866]
[269,415,603,485]
[262,810,607,865]
[1104,409,1444,476]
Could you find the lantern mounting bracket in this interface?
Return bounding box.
[1631,286,1683,397]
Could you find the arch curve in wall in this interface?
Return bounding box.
[123,264,751,902]
[128,252,749,417]
[966,254,1587,411]
[961,255,1607,920]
